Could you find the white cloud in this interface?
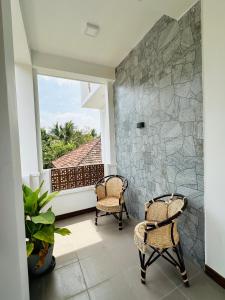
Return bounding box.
[38,75,100,133]
[40,111,100,133]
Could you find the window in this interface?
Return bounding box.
[37,75,104,191]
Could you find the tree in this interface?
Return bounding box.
[50,122,62,140]
[50,121,75,144]
[61,121,75,143]
[90,128,97,138]
[41,121,99,169]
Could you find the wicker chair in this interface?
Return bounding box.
[134,193,189,287]
[95,175,129,230]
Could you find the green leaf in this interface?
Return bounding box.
[23,183,42,216]
[23,194,38,216]
[39,180,44,190]
[55,227,71,236]
[25,220,40,234]
[39,192,58,209]
[32,211,55,225]
[22,184,33,197]
[26,242,34,257]
[33,181,44,197]
[33,226,55,244]
[37,191,48,206]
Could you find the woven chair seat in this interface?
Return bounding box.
[134,221,179,252]
[96,197,121,213]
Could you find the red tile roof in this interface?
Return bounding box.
[52,138,102,168]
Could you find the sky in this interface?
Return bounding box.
[38,75,100,133]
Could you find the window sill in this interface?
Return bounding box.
[56,185,95,196]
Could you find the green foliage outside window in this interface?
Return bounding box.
[41,121,98,169]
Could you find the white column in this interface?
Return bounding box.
[30,173,40,190]
[202,0,225,278]
[33,69,43,171]
[15,64,39,178]
[40,169,51,193]
[0,0,29,299]
[103,82,117,174]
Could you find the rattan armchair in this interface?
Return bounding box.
[134,193,189,287]
[95,175,129,230]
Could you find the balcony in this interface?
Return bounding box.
[2,0,225,299]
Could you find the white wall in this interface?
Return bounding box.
[40,170,96,216]
[202,0,225,278]
[32,51,115,83]
[0,0,29,299]
[15,64,39,178]
[80,81,116,169]
[81,83,105,109]
[47,187,96,216]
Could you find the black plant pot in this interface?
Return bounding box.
[28,245,56,277]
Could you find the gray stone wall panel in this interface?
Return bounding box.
[114,2,204,266]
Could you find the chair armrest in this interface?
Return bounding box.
[144,209,183,232]
[144,221,158,231]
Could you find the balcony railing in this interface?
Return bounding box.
[51,164,104,192]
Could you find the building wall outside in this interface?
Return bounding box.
[114,2,204,266]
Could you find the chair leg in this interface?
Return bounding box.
[139,251,146,284]
[124,203,130,219]
[95,208,98,226]
[174,243,189,287]
[118,209,123,230]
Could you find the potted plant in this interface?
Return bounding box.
[23,181,71,276]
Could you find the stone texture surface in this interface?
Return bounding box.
[114,2,204,266]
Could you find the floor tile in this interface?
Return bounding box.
[55,251,78,270]
[161,288,188,299]
[88,275,136,300]
[56,212,95,227]
[79,251,120,288]
[72,219,104,252]
[29,277,45,300]
[67,291,90,300]
[76,241,107,260]
[179,271,225,300]
[155,250,201,287]
[106,238,139,271]
[30,213,225,300]
[122,264,177,300]
[42,262,86,299]
[54,231,78,265]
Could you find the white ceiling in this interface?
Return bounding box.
[20,0,197,68]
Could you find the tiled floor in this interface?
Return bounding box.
[30,212,225,300]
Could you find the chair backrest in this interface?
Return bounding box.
[105,176,123,198]
[146,201,168,223]
[95,175,128,200]
[145,194,187,223]
[168,198,184,218]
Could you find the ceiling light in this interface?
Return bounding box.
[84,23,100,37]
